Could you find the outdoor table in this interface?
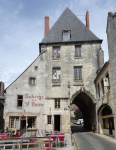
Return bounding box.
[45,132,50,136]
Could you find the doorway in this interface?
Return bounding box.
[109,118,113,135]
[54,115,60,131]
[20,120,26,135]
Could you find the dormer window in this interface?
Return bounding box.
[63,30,70,41]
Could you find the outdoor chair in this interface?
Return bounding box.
[44,140,52,150]
[57,136,65,147]
[50,135,57,147]
[29,133,36,143]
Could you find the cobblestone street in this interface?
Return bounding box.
[72,125,116,150]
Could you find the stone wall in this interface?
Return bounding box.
[4,53,46,131]
[107,13,116,113]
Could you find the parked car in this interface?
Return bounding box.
[72,120,77,124]
[77,119,84,125]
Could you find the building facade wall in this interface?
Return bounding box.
[107,12,116,139]
[4,53,46,134]
[4,41,103,134]
[96,62,115,137]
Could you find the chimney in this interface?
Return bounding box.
[86,11,90,29]
[44,16,49,37]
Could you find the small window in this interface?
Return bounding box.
[35,66,38,70]
[106,73,110,91]
[30,78,36,85]
[97,84,100,98]
[10,117,19,129]
[55,99,60,108]
[53,68,60,82]
[101,79,105,95]
[75,46,81,57]
[17,95,23,107]
[53,47,60,59]
[74,67,82,81]
[63,30,70,41]
[48,116,52,124]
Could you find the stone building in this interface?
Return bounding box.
[95,61,115,137]
[107,12,116,138]
[0,82,5,130]
[4,8,104,135]
[94,12,116,139]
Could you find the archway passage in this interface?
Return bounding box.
[71,91,96,130]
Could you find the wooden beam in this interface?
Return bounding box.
[101,115,113,119]
[7,112,40,116]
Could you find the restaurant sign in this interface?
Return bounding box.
[52,111,62,114]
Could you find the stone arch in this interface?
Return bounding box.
[70,86,96,104]
[98,103,114,135]
[70,87,96,129]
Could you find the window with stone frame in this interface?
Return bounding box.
[75,46,81,58]
[10,117,19,129]
[30,77,36,85]
[101,79,105,95]
[53,47,60,59]
[47,116,52,124]
[74,67,82,81]
[106,73,110,91]
[55,99,60,108]
[97,83,100,98]
[63,30,71,41]
[52,68,60,82]
[28,117,36,128]
[17,95,23,107]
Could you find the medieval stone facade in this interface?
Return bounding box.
[95,62,115,137]
[4,8,104,135]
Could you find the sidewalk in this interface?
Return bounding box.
[95,133,116,143]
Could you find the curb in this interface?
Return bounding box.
[72,134,81,150]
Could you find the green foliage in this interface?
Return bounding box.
[97,104,112,115]
[71,117,78,122]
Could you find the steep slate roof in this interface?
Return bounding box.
[41,7,102,44]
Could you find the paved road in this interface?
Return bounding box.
[72,125,116,150]
[71,125,91,134]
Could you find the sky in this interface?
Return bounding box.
[0,0,116,88]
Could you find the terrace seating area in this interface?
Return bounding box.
[0,130,66,150]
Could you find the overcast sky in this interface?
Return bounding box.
[0,0,116,88]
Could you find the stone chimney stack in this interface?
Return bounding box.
[86,11,90,29]
[0,81,4,96]
[44,16,49,37]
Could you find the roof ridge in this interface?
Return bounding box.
[5,55,40,91]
